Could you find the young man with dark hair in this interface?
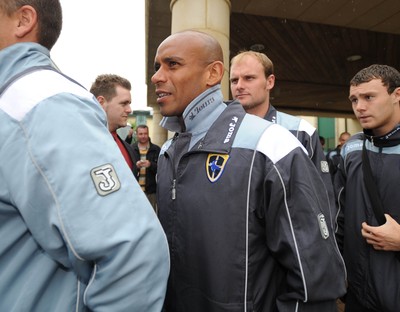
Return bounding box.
[90,74,137,176]
[336,64,400,312]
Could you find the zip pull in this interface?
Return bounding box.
[198,139,204,150]
[172,179,176,200]
[172,132,179,142]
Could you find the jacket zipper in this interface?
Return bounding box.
[172,179,176,200]
[170,133,179,200]
[169,136,224,200]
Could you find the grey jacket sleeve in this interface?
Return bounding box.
[261,128,346,310]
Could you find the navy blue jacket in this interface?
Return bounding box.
[335,126,400,312]
[158,85,346,311]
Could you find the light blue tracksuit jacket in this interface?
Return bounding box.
[0,42,169,311]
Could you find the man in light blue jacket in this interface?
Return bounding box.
[0,1,169,311]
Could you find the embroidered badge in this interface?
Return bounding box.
[320,160,329,173]
[317,213,330,239]
[206,154,230,183]
[90,164,121,196]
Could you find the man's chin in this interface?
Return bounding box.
[241,102,256,111]
[159,107,174,117]
[358,120,372,129]
[118,123,129,129]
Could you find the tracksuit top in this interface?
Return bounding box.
[0,42,169,311]
[157,85,346,311]
[265,105,336,225]
[335,126,400,312]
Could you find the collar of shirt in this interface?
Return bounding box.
[160,84,226,136]
[364,124,400,147]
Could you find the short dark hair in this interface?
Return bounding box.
[350,64,400,94]
[0,0,62,50]
[90,74,131,101]
[135,124,148,133]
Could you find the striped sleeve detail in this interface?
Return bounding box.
[277,111,316,136]
[298,118,316,136]
[257,124,308,163]
[0,70,94,121]
[233,114,270,149]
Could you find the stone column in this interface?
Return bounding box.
[170,0,231,99]
[151,109,166,144]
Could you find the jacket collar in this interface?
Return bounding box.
[264,104,278,123]
[0,43,56,87]
[364,124,400,147]
[193,99,246,153]
[159,84,225,135]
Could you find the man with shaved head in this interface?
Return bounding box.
[152,30,346,311]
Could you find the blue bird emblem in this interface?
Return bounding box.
[206,154,230,182]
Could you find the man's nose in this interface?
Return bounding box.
[236,79,244,89]
[151,68,165,85]
[354,100,366,112]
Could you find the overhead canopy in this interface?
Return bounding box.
[147,0,400,117]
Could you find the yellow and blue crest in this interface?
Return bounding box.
[206,154,230,183]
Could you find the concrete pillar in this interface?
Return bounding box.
[170,0,231,99]
[151,110,166,144]
[301,116,318,128]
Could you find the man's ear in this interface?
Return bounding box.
[266,74,275,91]
[393,87,400,104]
[15,5,38,39]
[97,96,106,107]
[206,61,225,87]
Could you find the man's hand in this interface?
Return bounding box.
[136,160,150,169]
[127,128,134,138]
[361,214,400,251]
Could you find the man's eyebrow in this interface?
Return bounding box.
[348,91,374,100]
[348,92,361,100]
[162,56,184,63]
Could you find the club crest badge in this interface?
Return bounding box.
[90,164,121,196]
[320,160,329,173]
[317,213,330,239]
[206,154,230,183]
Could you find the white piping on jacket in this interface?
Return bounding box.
[243,148,258,311]
[274,164,308,303]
